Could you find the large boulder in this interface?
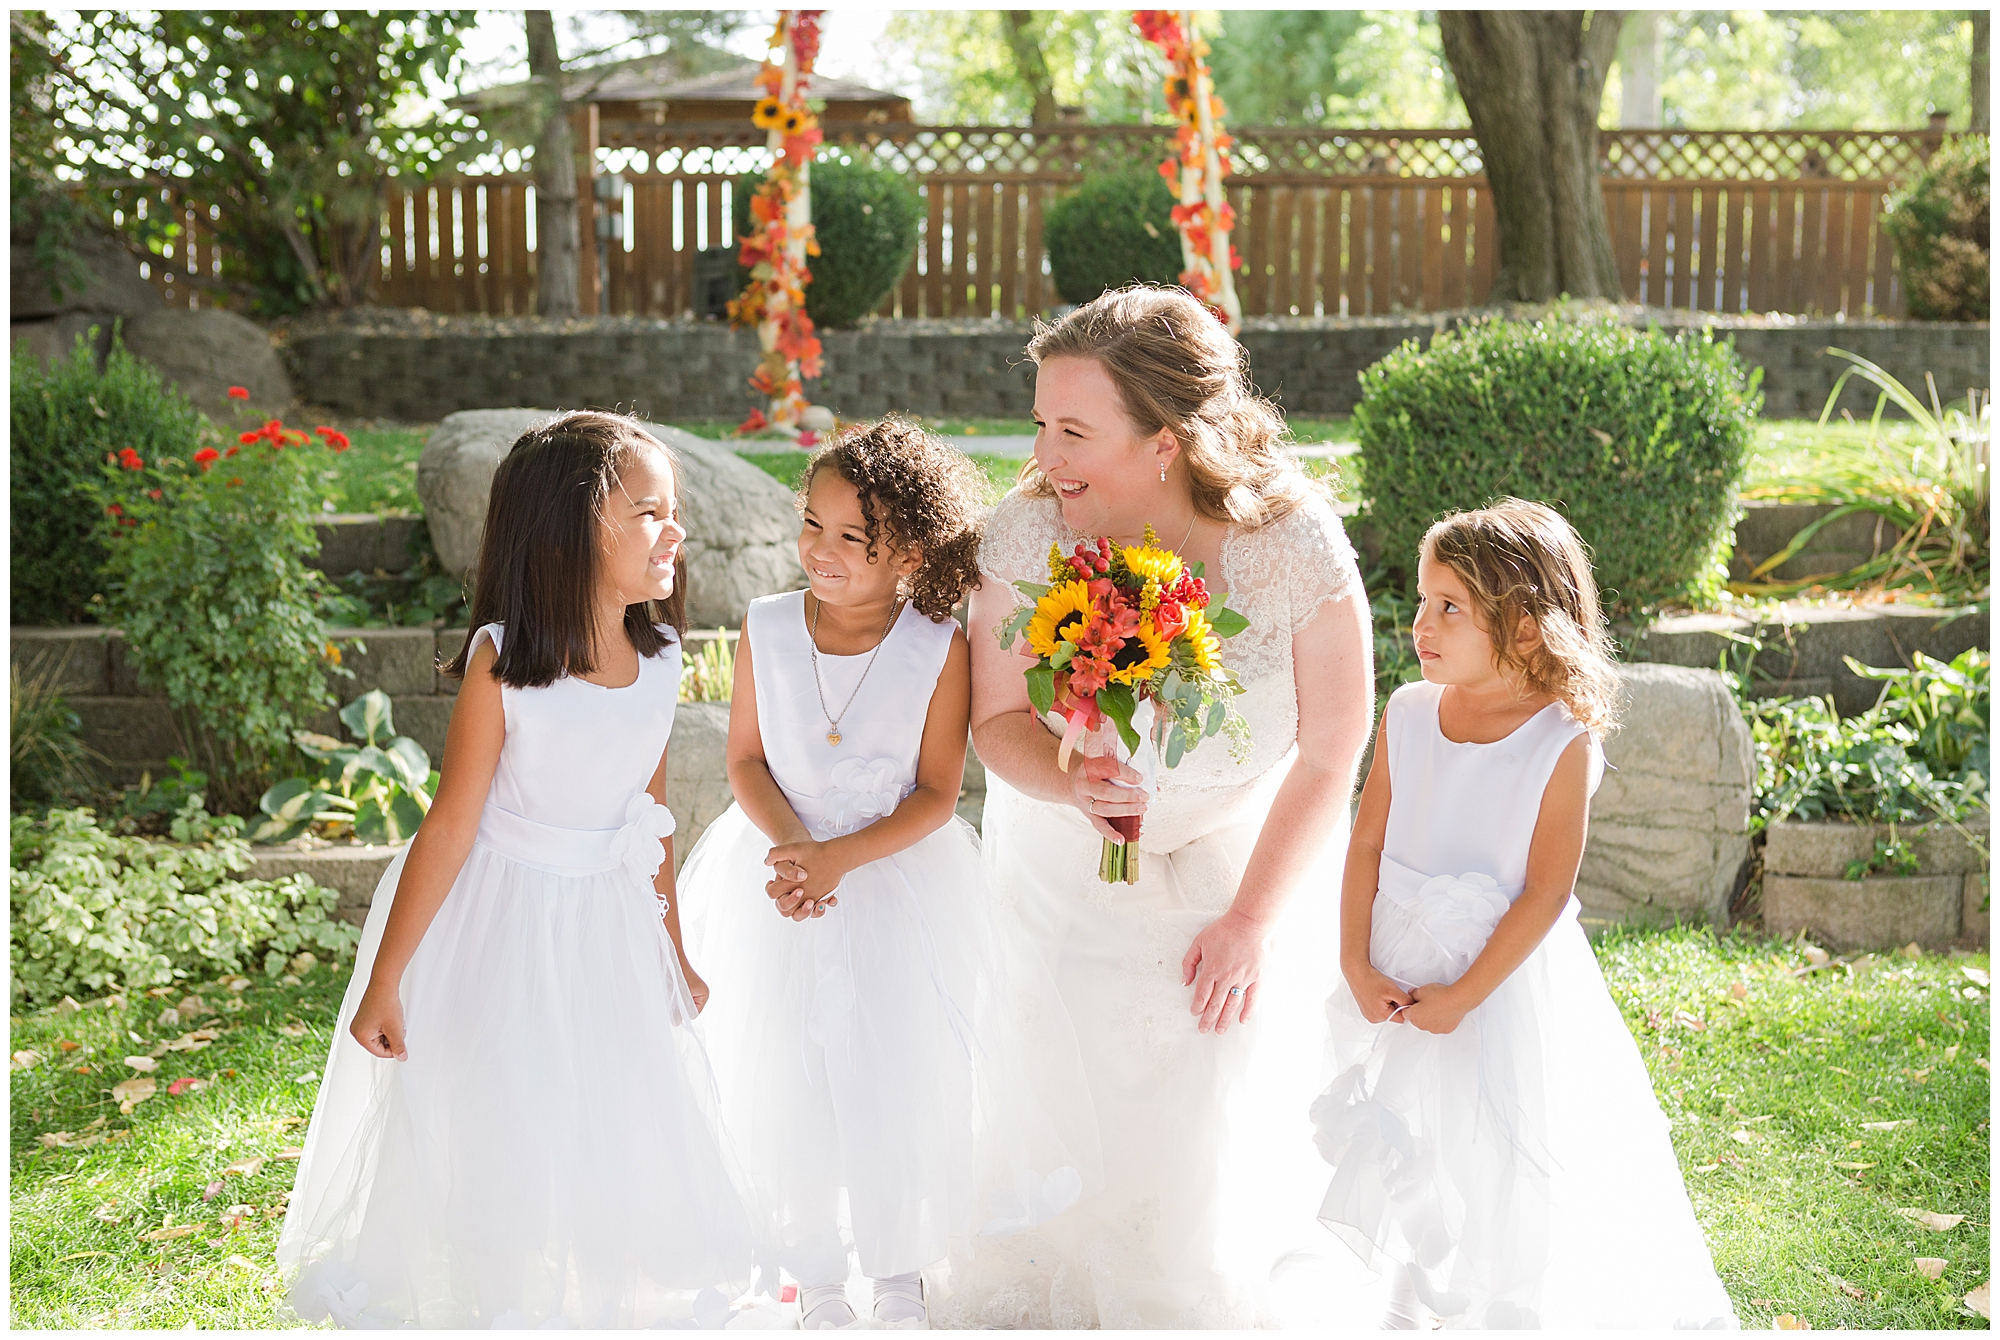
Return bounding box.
[417,409,804,630]
[118,308,293,417]
[10,228,161,323]
[1574,663,1754,927]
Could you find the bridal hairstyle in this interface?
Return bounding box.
[1422,498,1620,736]
[799,417,985,622]
[1022,283,1312,527]
[442,410,688,688]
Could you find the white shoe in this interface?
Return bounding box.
[871,1274,927,1328]
[799,1283,856,1330]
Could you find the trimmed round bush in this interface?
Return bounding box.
[11,328,205,625]
[736,157,921,328]
[1354,318,1761,616]
[1882,136,1989,322]
[1044,166,1185,305]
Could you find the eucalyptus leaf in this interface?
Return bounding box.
[1165,722,1187,768]
[1206,698,1227,737]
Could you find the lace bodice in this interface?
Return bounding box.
[978,488,1364,849]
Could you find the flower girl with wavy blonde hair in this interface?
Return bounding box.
[1314,498,1738,1330]
[677,420,1098,1329]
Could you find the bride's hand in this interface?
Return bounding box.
[1067,753,1148,843]
[1181,909,1269,1035]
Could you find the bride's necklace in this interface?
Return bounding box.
[1105,510,1198,554]
[808,593,902,746]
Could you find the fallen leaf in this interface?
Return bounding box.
[1915,1258,1949,1280]
[53,996,80,1015]
[167,1077,204,1097]
[218,1203,254,1230]
[163,1028,220,1052]
[157,1008,179,1028]
[1730,1129,1754,1144]
[112,1077,156,1113]
[1774,1313,1811,1330]
[1897,1208,1966,1232]
[276,1021,308,1038]
[1828,1274,1865,1300]
[287,952,317,976]
[1977,1057,1991,1073]
[1902,941,1926,958]
[1802,945,1830,967]
[1750,1299,1783,1308]
[275,1115,307,1131]
[1909,1068,1932,1083]
[91,1201,123,1223]
[1730,982,1749,1000]
[11,1049,43,1069]
[1847,1139,1866,1149]
[57,1040,80,1052]
[122,1055,158,1073]
[1961,966,1990,988]
[1834,1161,1876,1170]
[1829,1066,1853,1076]
[1967,1282,1991,1318]
[1867,1095,1890,1104]
[225,1254,261,1271]
[1673,1008,1707,1031]
[276,1147,304,1161]
[223,1156,265,1177]
[141,1224,199,1241]
[1944,1044,1961,1062]
[201,1181,225,1201]
[1862,1120,1911,1130]
[73,1064,94,1074]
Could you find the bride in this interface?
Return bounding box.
[939,286,1376,1328]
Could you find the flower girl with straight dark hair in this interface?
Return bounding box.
[279,411,759,1328]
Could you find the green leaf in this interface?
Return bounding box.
[383,736,432,804]
[1099,682,1140,754]
[339,689,395,747]
[258,776,316,818]
[1165,721,1187,768]
[291,730,348,762]
[352,796,397,845]
[388,790,426,840]
[1024,665,1056,718]
[1050,643,1075,670]
[1205,698,1227,737]
[1013,580,1051,601]
[998,605,1036,651]
[1206,603,1250,638]
[246,815,312,845]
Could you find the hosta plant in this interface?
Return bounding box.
[252,690,434,845]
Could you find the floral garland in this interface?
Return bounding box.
[728,10,825,436]
[1134,10,1241,333]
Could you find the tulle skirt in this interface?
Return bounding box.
[929,771,1378,1330]
[277,842,761,1329]
[677,804,1101,1284]
[1314,870,1739,1330]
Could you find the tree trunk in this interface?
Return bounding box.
[1972,10,1990,132]
[1003,11,1059,124]
[526,10,579,317]
[1439,11,1625,304]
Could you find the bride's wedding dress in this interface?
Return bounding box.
[933,487,1373,1329]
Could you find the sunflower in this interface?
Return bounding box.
[1109,616,1172,686]
[751,97,786,129]
[1026,580,1094,658]
[1119,543,1184,589]
[1179,606,1224,677]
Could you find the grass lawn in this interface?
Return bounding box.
[9,926,1987,1328]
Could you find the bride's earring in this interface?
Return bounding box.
[1159,460,1168,483]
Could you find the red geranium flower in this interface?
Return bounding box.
[147,488,163,500]
[227,476,243,487]
[314,426,351,452]
[238,431,260,444]
[105,503,123,516]
[118,448,144,470]
[225,445,240,458]
[226,385,249,400]
[193,447,221,471]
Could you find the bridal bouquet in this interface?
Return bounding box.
[999,527,1250,882]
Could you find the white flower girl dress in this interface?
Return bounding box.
[1313,678,1739,1329]
[278,622,760,1329]
[678,590,1100,1288]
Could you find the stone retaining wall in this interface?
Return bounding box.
[284,315,1988,424]
[1762,818,1989,951]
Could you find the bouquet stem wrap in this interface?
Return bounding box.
[1063,700,1158,884]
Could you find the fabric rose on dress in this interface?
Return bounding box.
[1411,872,1512,962]
[607,792,677,890]
[815,757,908,838]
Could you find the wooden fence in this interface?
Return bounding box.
[129,125,1965,321]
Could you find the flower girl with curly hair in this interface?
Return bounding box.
[678,419,1099,1329]
[1314,498,1738,1330]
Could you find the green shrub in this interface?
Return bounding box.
[10,328,206,625]
[1044,165,1186,305]
[9,797,361,1006]
[1882,135,1989,322]
[1738,648,1988,835]
[1354,317,1761,615]
[10,658,101,809]
[736,157,922,328]
[252,689,435,845]
[89,416,345,810]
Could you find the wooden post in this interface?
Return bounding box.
[577,104,600,315]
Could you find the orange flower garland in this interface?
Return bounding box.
[1134,10,1242,332]
[728,11,825,435]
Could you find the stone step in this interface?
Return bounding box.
[1624,602,1987,716]
[309,513,426,576]
[1759,816,1989,951]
